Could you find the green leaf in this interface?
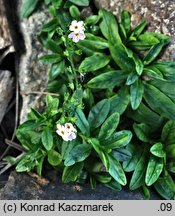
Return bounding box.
[87,70,128,89]
[41,18,59,32]
[79,54,110,73]
[21,0,41,18]
[107,153,127,185]
[163,170,175,192]
[150,143,165,158]
[68,0,89,6]
[88,99,110,130]
[142,185,150,200]
[165,144,175,158]
[46,95,59,116]
[40,37,63,54]
[49,61,65,81]
[109,87,130,115]
[48,149,62,166]
[143,42,164,65]
[93,174,111,184]
[143,66,164,80]
[133,123,150,142]
[99,112,120,140]
[99,9,121,43]
[129,146,149,190]
[152,62,175,81]
[105,179,122,191]
[62,162,84,183]
[130,21,147,38]
[75,108,90,136]
[112,148,132,162]
[41,127,53,151]
[154,177,175,200]
[64,144,91,166]
[90,176,97,189]
[39,54,62,64]
[138,32,160,45]
[130,79,144,110]
[150,79,175,101]
[109,43,135,72]
[126,72,139,85]
[102,130,132,150]
[166,162,175,174]
[69,5,80,19]
[120,10,131,34]
[78,33,108,50]
[36,156,45,176]
[61,140,77,160]
[89,138,109,170]
[144,83,175,121]
[123,143,142,172]
[127,103,163,130]
[145,155,163,186]
[85,15,100,25]
[161,120,175,144]
[132,54,144,75]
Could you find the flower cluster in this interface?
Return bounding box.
[56,123,77,141]
[68,20,86,43]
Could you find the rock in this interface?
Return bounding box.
[0,171,161,200]
[93,0,110,10]
[81,7,93,19]
[94,0,175,60]
[0,70,14,124]
[17,1,50,123]
[0,0,15,63]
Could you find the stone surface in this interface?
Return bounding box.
[17,0,50,123]
[0,70,14,124]
[0,171,161,200]
[94,0,175,61]
[0,0,15,63]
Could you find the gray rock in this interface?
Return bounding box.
[17,1,50,123]
[0,171,161,200]
[0,70,14,124]
[94,0,175,60]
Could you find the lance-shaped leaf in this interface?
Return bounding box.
[144,83,175,121]
[109,87,130,115]
[99,112,120,140]
[41,127,53,151]
[129,146,149,190]
[68,0,89,6]
[87,70,128,89]
[79,53,110,73]
[145,155,163,186]
[75,108,90,136]
[88,99,110,130]
[62,162,84,183]
[133,123,150,142]
[143,42,164,65]
[101,130,132,150]
[99,9,121,43]
[21,0,41,18]
[161,120,175,144]
[130,79,144,110]
[120,10,131,34]
[150,143,165,158]
[107,153,127,185]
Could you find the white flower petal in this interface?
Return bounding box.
[79,33,86,40]
[68,32,74,39]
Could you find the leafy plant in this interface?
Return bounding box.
[13,0,175,200]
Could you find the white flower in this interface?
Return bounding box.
[68,31,86,43]
[56,123,77,141]
[65,123,77,132]
[69,20,85,33]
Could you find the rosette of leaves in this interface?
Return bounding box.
[11,94,133,190]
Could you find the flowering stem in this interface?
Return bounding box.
[66,39,79,89]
